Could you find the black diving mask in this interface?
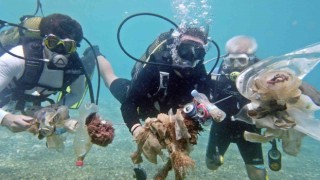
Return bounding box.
[172,40,206,77]
[177,40,206,61]
[173,40,206,77]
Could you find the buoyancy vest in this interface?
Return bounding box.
[0,16,85,109]
[131,29,174,78]
[0,38,84,108]
[129,30,175,104]
[129,30,209,119]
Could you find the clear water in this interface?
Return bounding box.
[1,0,320,179]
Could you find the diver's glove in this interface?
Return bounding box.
[131,123,164,164]
[83,45,104,57]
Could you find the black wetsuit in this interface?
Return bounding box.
[109,34,209,131]
[206,68,264,165]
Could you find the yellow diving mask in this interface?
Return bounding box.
[44,34,77,54]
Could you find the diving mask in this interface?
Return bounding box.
[224,53,250,68]
[173,40,206,76]
[44,34,77,54]
[177,40,206,61]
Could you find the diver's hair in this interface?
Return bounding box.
[225,35,257,55]
[39,13,83,46]
[181,27,208,44]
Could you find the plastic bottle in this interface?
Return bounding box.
[73,103,98,166]
[46,134,65,152]
[231,104,255,125]
[191,90,226,122]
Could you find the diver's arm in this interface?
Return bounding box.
[300,81,320,106]
[121,65,157,132]
[0,46,25,122]
[0,46,25,93]
[0,46,33,132]
[120,72,148,132]
[58,74,85,107]
[121,99,141,132]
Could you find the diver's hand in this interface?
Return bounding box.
[83,45,103,57]
[132,124,143,139]
[1,113,33,132]
[131,124,145,164]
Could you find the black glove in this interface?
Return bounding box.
[83,45,103,57]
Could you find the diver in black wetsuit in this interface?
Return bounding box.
[95,27,210,179]
[206,35,268,180]
[97,27,209,135]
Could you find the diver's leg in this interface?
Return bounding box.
[245,164,268,180]
[109,78,131,104]
[97,55,118,88]
[237,130,267,180]
[206,122,229,170]
[97,55,130,104]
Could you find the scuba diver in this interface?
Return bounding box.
[95,12,217,179]
[206,35,320,179]
[206,35,268,180]
[96,26,210,153]
[0,13,95,133]
[98,27,209,134]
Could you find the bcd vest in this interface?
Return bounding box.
[0,38,84,108]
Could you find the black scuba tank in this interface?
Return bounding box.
[0,16,42,56]
[131,30,174,78]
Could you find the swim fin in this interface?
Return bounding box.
[133,164,147,180]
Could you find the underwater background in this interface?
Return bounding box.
[1,0,320,179]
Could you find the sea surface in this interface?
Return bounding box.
[0,0,320,179]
